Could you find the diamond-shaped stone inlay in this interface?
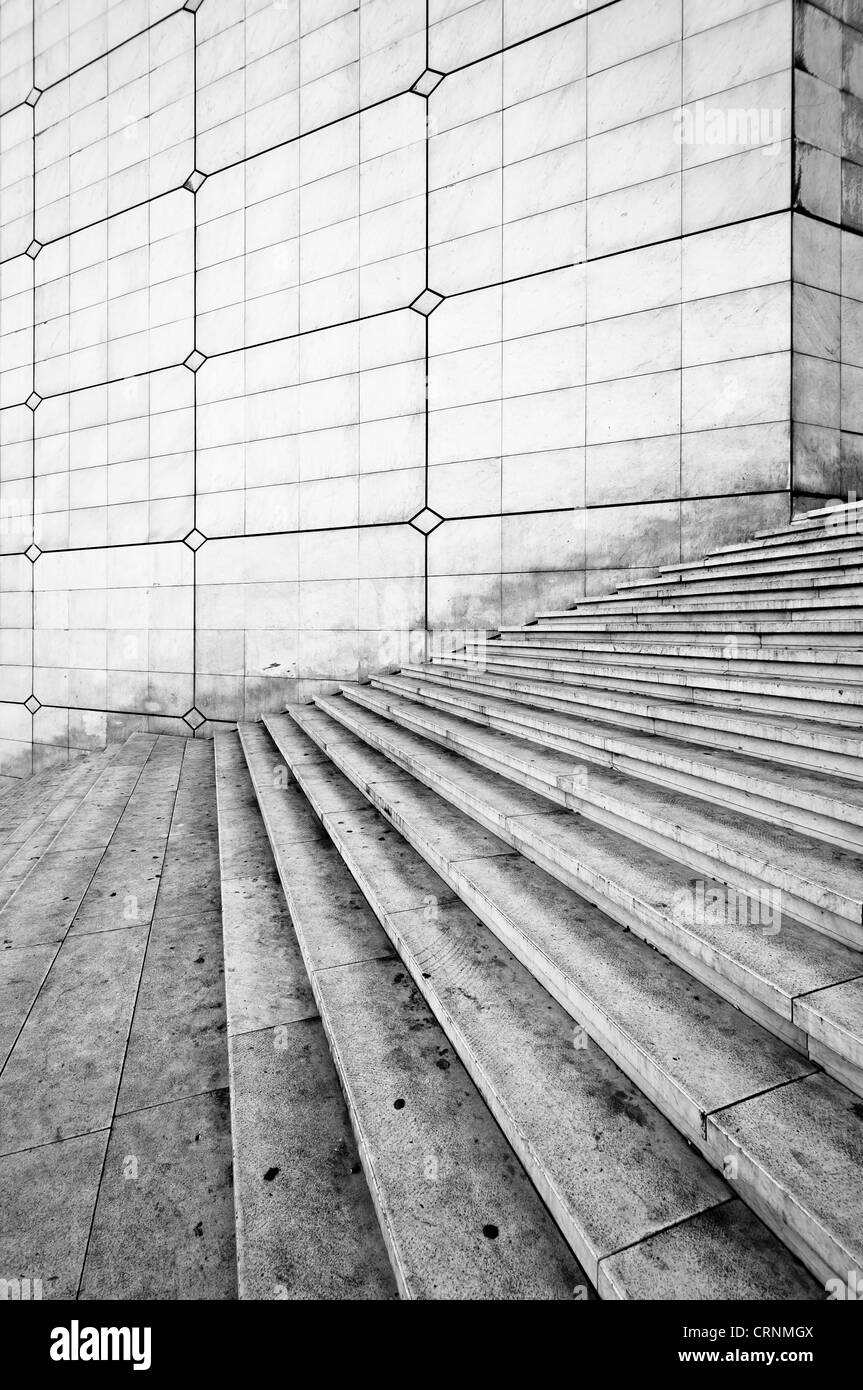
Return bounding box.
[184,169,207,193]
[183,528,206,552]
[25,86,41,107]
[24,543,41,563]
[24,695,41,714]
[183,348,207,372]
[410,507,444,536]
[411,68,445,97]
[183,707,205,730]
[25,391,42,410]
[410,288,444,317]
[25,238,41,259]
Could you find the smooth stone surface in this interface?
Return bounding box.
[0,1131,108,1300]
[229,1019,397,1300]
[79,1089,237,1301]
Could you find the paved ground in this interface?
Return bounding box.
[0,734,236,1300]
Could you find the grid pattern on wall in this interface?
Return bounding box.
[0,0,804,774]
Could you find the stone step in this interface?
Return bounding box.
[334,685,863,950]
[501,619,863,643]
[287,702,862,1289]
[235,719,591,1300]
[486,632,863,666]
[758,504,863,541]
[266,711,823,1301]
[615,567,863,601]
[300,696,863,1092]
[655,538,863,579]
[409,661,863,770]
[449,646,863,720]
[716,518,863,557]
[541,593,863,620]
[371,672,863,850]
[212,729,398,1300]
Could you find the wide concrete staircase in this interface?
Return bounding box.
[4,506,862,1300]
[217,502,863,1300]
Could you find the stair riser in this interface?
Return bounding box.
[806,1037,863,1100]
[373,679,863,853]
[342,688,863,950]
[307,699,851,1287]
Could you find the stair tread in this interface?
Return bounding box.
[305,695,863,1051]
[656,548,863,579]
[213,729,397,1300]
[542,596,863,617]
[456,643,863,693]
[409,663,863,748]
[338,685,863,926]
[472,637,863,672]
[301,700,817,1112]
[503,619,863,634]
[270,711,823,1300]
[373,673,863,836]
[682,535,863,567]
[296,701,863,1284]
[214,729,319,1036]
[237,720,590,1300]
[599,1198,821,1301]
[708,1071,863,1283]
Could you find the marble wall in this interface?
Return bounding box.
[0,0,829,772]
[792,0,863,502]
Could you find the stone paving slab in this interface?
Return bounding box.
[79,1088,236,1301]
[116,910,228,1114]
[0,925,149,1153]
[0,1131,108,1300]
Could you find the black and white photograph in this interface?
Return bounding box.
[0,0,860,1360]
